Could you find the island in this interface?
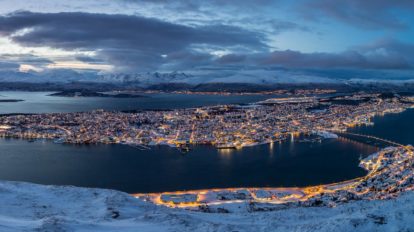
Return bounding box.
[0,99,24,103]
[48,90,145,98]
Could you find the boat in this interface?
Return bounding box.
[177,144,191,154]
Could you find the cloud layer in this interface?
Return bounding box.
[0,0,413,82]
[0,11,266,71]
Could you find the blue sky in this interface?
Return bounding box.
[0,0,413,81]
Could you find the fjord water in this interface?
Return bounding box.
[0,91,276,113]
[349,109,414,145]
[0,138,377,193]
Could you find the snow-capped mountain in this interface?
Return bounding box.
[1,69,339,86]
[97,69,340,86]
[98,71,196,85]
[1,68,414,87]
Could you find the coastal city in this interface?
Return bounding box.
[0,93,413,151]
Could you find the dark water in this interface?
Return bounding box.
[349,108,414,145]
[0,91,275,114]
[0,137,377,193]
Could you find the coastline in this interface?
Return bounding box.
[134,145,413,209]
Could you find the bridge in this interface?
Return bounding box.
[328,130,404,147]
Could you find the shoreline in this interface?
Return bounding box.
[134,145,413,210]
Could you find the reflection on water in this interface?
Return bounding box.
[218,148,234,156]
[269,142,274,156]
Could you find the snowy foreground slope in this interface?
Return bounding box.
[0,181,414,232]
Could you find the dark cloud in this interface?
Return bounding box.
[0,54,52,73]
[122,0,276,12]
[298,0,414,29]
[0,54,52,65]
[161,50,213,69]
[212,38,414,70]
[0,61,19,71]
[268,20,310,33]
[216,54,247,64]
[124,1,414,31]
[355,38,414,57]
[258,50,411,69]
[75,56,105,64]
[0,11,267,71]
[0,9,413,74]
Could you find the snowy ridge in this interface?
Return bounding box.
[0,180,414,231]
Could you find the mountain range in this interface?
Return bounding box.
[1,69,414,91]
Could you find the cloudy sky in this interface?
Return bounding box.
[0,0,414,81]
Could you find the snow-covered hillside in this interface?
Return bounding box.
[0,180,413,232]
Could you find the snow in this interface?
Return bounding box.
[314,131,339,139]
[0,180,414,231]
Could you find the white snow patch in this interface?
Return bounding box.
[0,181,414,231]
